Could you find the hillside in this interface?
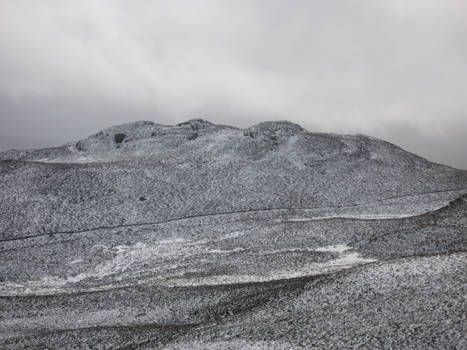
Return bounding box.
[0,120,466,349]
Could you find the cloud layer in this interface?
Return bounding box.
[1,0,466,168]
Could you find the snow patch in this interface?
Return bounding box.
[208,248,245,254]
[276,212,428,222]
[0,240,375,295]
[0,238,190,296]
[69,259,83,265]
[315,244,352,254]
[36,155,98,164]
[164,244,376,287]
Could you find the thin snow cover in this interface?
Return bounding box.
[36,155,98,164]
[166,340,303,350]
[163,244,376,287]
[68,156,98,163]
[0,239,376,295]
[0,303,185,337]
[208,248,245,254]
[0,238,190,296]
[69,259,83,265]
[315,244,352,254]
[277,218,313,222]
[276,213,421,222]
[35,157,57,163]
[274,195,460,223]
[0,231,249,296]
[260,247,316,255]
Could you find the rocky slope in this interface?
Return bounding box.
[0,120,466,349]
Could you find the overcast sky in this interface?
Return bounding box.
[1,0,466,168]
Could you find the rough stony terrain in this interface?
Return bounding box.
[0,119,466,349]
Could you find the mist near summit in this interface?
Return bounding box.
[1,0,466,168]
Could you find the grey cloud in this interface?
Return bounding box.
[1,0,466,168]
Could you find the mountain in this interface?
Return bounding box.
[0,120,466,349]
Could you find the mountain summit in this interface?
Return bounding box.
[1,120,465,241]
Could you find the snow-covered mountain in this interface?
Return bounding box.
[1,120,466,349]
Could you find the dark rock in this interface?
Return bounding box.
[75,141,85,151]
[187,132,198,140]
[177,119,212,129]
[243,129,257,138]
[114,133,126,144]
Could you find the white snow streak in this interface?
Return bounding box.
[0,238,376,295]
[315,244,352,254]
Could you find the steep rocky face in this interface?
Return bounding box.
[0,120,466,349]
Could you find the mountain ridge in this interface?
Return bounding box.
[1,120,466,242]
[0,119,458,166]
